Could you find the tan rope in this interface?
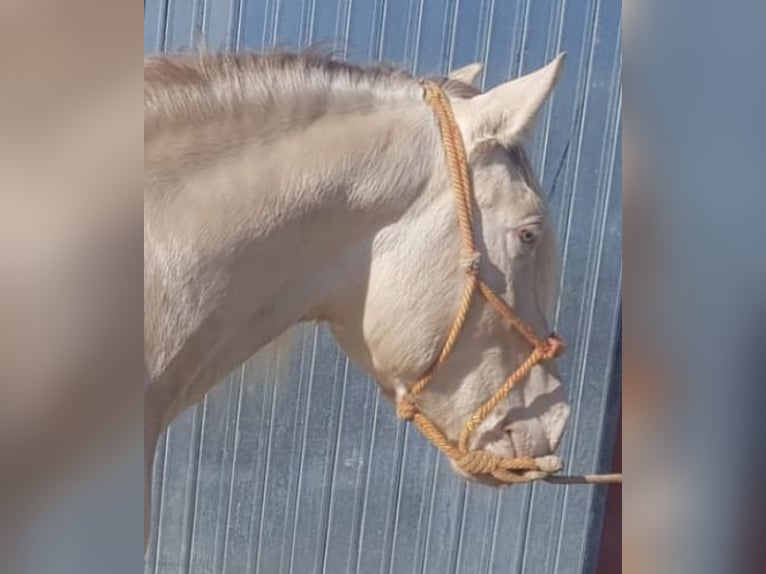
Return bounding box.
[394,80,622,486]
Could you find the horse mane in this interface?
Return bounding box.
[144,48,480,127]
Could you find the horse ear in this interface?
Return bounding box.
[466,53,565,146]
[448,63,483,87]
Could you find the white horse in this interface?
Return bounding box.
[144,50,570,548]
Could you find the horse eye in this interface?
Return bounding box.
[518,227,538,244]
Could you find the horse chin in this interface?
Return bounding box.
[448,435,516,486]
[447,431,558,487]
[449,459,508,487]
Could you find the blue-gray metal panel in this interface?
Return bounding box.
[144,1,621,572]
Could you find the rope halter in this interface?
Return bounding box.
[393,80,569,484]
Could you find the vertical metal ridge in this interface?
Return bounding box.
[251,346,284,574]
[333,0,346,52]
[308,338,341,571]
[445,0,460,70]
[472,0,490,64]
[147,432,166,573]
[413,447,440,574]
[187,0,201,47]
[517,0,532,71]
[241,359,269,574]
[197,0,208,43]
[343,376,376,573]
[375,0,389,59]
[342,0,355,57]
[437,0,456,75]
[448,483,469,574]
[404,0,418,68]
[319,356,352,573]
[379,422,407,574]
[145,0,171,52]
[537,0,567,191]
[352,389,381,574]
[263,0,276,48]
[179,401,205,573]
[287,324,320,574]
[506,0,525,78]
[216,365,246,572]
[410,0,426,73]
[477,0,495,88]
[276,326,312,574]
[360,0,379,59]
[304,0,316,45]
[543,0,572,212]
[515,485,538,574]
[473,488,498,574]
[162,0,174,51]
[484,490,503,574]
[150,429,171,573]
[230,0,244,50]
[209,366,243,573]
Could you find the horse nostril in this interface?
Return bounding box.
[538,402,570,452]
[505,419,551,457]
[505,425,534,457]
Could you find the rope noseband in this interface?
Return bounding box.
[394,81,621,486]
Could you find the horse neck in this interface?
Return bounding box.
[144,90,436,420]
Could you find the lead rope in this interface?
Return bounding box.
[394,81,622,486]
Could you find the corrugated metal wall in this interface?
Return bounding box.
[144,1,622,572]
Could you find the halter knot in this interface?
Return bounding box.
[396,397,418,421]
[460,250,482,275]
[540,334,566,360]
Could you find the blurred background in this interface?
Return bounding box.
[623,1,766,573]
[144,1,621,574]
[0,2,143,573]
